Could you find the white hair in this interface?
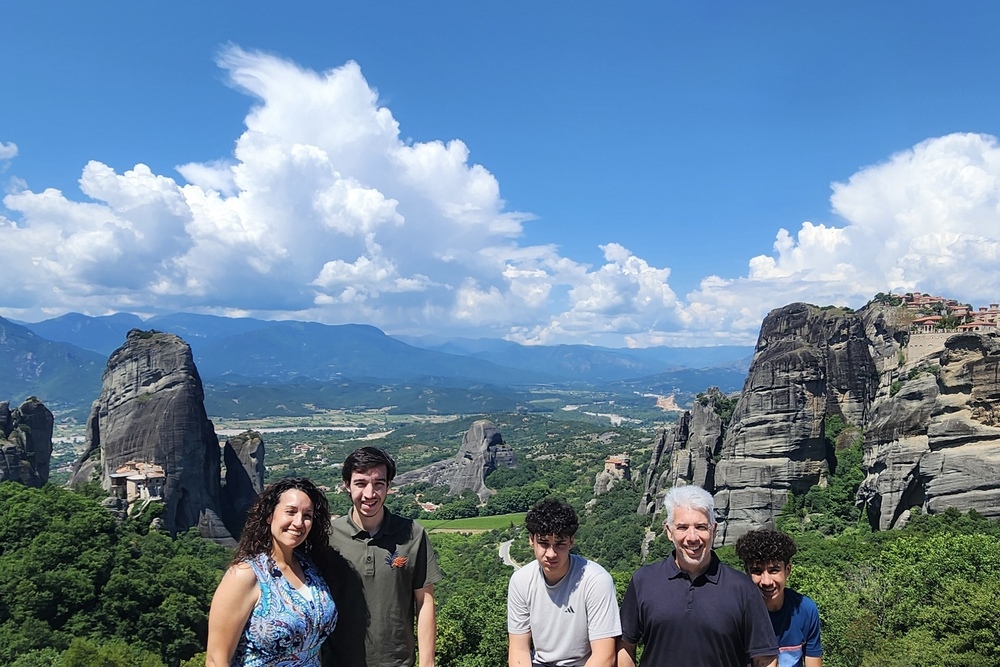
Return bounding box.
[663,485,715,526]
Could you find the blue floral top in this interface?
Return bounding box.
[233,551,338,666]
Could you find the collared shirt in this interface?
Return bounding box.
[620,552,777,667]
[322,509,442,667]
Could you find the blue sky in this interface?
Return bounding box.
[3,2,1000,346]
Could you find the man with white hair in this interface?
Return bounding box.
[617,485,778,667]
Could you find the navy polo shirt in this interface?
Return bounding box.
[620,552,777,667]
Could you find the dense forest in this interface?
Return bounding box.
[3,414,1000,666]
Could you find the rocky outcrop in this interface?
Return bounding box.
[637,389,727,515]
[859,333,1000,529]
[393,420,516,501]
[0,397,54,486]
[68,329,238,543]
[594,454,631,496]
[449,420,515,501]
[637,427,671,515]
[222,430,266,534]
[668,391,726,490]
[713,302,904,544]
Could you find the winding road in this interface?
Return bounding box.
[499,539,521,569]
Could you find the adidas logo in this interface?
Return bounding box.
[564,606,575,614]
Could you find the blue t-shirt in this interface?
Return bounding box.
[769,589,822,667]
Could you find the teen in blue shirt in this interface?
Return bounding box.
[736,529,822,667]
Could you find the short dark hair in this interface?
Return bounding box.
[735,528,798,568]
[232,477,332,566]
[342,446,397,485]
[525,498,579,538]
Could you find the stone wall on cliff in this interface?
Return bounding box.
[859,332,1000,529]
[0,397,54,487]
[68,329,243,543]
[713,302,904,545]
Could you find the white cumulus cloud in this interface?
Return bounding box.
[683,133,1000,340]
[2,46,1000,347]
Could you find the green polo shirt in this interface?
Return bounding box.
[322,509,442,667]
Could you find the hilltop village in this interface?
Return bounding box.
[886,291,1000,333]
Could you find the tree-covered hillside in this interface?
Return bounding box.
[0,483,229,667]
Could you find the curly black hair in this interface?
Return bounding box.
[231,477,332,567]
[525,498,579,537]
[734,528,798,568]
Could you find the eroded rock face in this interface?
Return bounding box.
[393,419,516,501]
[448,420,515,501]
[637,390,726,516]
[713,303,903,544]
[0,397,54,486]
[222,430,266,538]
[68,329,235,542]
[859,333,1000,529]
[637,427,672,515]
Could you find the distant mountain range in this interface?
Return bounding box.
[4,312,753,418]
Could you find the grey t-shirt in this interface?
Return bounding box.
[508,554,622,667]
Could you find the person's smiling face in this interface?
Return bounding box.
[347,464,389,523]
[666,505,715,576]
[747,560,791,611]
[269,488,314,550]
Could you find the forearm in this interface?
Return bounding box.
[616,640,637,667]
[804,657,823,667]
[582,637,616,667]
[508,645,532,667]
[416,591,436,667]
[752,656,778,667]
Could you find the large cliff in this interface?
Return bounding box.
[69,329,254,542]
[859,332,1000,529]
[711,302,905,544]
[704,300,1000,544]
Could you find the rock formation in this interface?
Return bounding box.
[393,419,516,501]
[637,389,726,514]
[0,397,54,486]
[69,329,253,543]
[859,333,1000,529]
[712,302,904,544]
[448,420,516,501]
[594,453,631,495]
[637,427,672,515]
[222,430,266,532]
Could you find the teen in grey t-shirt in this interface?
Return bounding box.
[507,499,620,667]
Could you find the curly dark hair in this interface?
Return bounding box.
[342,447,396,485]
[525,498,579,538]
[231,477,332,567]
[734,528,798,568]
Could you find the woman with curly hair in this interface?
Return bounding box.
[206,477,338,666]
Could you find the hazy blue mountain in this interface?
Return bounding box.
[21,312,144,355]
[0,316,104,418]
[395,335,755,379]
[146,312,277,343]
[14,312,753,418]
[193,321,555,384]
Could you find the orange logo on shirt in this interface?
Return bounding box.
[386,552,408,568]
